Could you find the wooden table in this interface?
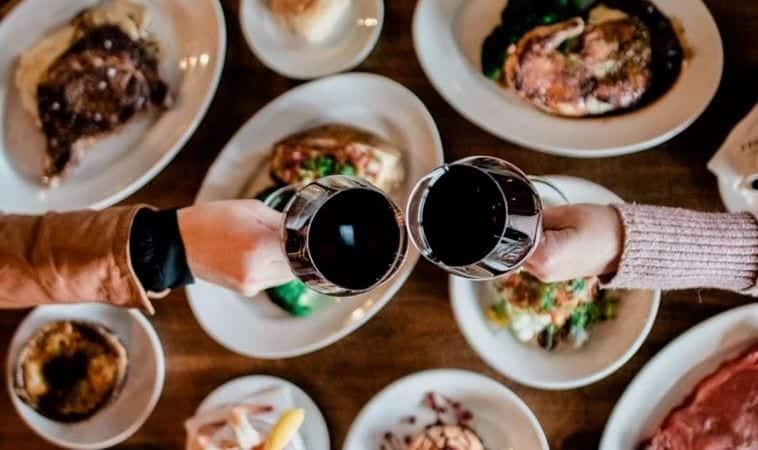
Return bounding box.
[2,1,757,449]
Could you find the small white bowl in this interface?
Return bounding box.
[6,304,165,450]
[450,176,661,390]
[239,0,384,79]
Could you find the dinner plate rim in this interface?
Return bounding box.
[599,302,758,450]
[342,368,550,450]
[5,304,165,450]
[186,72,445,359]
[412,0,724,158]
[238,0,384,80]
[449,175,662,390]
[191,374,330,450]
[0,0,227,212]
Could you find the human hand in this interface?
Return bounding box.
[525,204,624,282]
[177,200,295,295]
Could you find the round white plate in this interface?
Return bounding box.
[413,0,723,157]
[0,0,226,213]
[450,176,661,390]
[186,72,444,359]
[239,0,383,79]
[190,375,329,450]
[343,369,549,450]
[601,303,758,450]
[6,304,165,450]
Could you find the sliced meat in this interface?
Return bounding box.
[644,344,758,450]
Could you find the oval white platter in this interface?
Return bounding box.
[0,0,226,213]
[186,72,444,359]
[601,303,758,450]
[413,0,723,157]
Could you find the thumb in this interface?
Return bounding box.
[525,228,574,282]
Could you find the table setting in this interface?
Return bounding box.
[0,0,756,449]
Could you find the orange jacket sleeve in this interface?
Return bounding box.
[0,206,154,313]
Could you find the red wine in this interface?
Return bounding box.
[308,189,402,290]
[421,165,507,266]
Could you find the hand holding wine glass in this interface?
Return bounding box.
[177,200,295,296]
[525,204,624,282]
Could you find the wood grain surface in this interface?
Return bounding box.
[1,1,757,449]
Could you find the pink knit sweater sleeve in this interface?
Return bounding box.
[604,204,758,294]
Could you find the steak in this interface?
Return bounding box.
[643,343,758,450]
[36,25,171,181]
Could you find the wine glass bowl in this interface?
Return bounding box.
[266,176,408,297]
[406,156,543,280]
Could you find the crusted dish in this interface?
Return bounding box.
[13,321,128,422]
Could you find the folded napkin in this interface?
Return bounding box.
[186,384,306,450]
[708,104,758,209]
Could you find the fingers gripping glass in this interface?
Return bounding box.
[406,156,561,280]
[264,175,408,297]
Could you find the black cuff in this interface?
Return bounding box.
[129,208,195,292]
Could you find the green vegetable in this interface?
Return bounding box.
[490,300,509,320]
[568,302,602,334]
[538,283,557,311]
[597,290,619,320]
[266,281,332,317]
[567,278,586,293]
[338,164,357,176]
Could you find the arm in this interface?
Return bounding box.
[0,200,294,312]
[0,206,153,311]
[526,204,758,294]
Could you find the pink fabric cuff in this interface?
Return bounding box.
[604,204,758,294]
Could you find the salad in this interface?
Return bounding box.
[486,272,617,351]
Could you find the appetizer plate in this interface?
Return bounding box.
[191,375,330,450]
[239,0,383,79]
[0,0,226,213]
[343,369,549,450]
[187,72,444,358]
[450,176,661,390]
[6,304,165,450]
[601,303,758,450]
[413,0,723,157]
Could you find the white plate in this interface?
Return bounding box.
[186,72,444,359]
[343,369,549,450]
[190,375,329,450]
[413,0,723,157]
[716,175,754,213]
[239,0,383,79]
[601,303,758,450]
[5,304,165,450]
[450,176,661,390]
[0,0,226,213]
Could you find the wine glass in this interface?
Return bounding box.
[406,156,564,280]
[264,175,408,296]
